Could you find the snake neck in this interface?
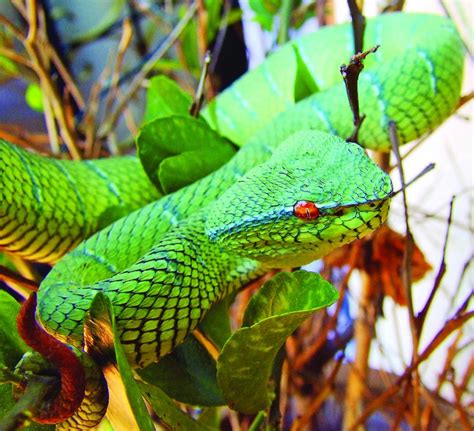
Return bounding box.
[38,216,263,368]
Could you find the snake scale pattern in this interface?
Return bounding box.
[0,13,465,428]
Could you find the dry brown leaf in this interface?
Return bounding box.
[323,226,432,305]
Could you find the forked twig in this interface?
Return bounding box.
[340,45,380,143]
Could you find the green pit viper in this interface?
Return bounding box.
[0,12,464,429]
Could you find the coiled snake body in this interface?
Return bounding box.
[0,13,464,428]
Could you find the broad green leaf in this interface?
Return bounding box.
[85,293,155,431]
[137,115,236,194]
[143,75,192,124]
[0,291,28,370]
[137,335,225,406]
[138,382,210,431]
[217,270,338,413]
[25,84,44,113]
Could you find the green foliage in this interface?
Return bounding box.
[139,75,236,195]
[25,84,44,113]
[205,0,223,41]
[198,297,233,349]
[249,0,282,31]
[137,115,235,194]
[86,292,209,429]
[143,75,193,124]
[248,0,315,33]
[86,292,155,431]
[138,382,210,431]
[0,291,28,370]
[217,270,338,413]
[138,335,224,406]
[178,5,201,74]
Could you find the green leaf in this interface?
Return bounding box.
[138,382,210,430]
[25,83,44,113]
[85,292,155,431]
[0,252,16,272]
[217,270,338,413]
[249,0,282,31]
[0,291,28,370]
[205,0,223,41]
[137,116,236,194]
[198,297,232,350]
[137,335,225,406]
[143,75,192,124]
[178,5,201,73]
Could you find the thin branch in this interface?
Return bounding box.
[340,45,379,143]
[347,0,366,54]
[416,197,455,329]
[103,18,134,126]
[190,51,212,117]
[350,310,473,430]
[381,0,406,12]
[457,91,474,109]
[389,120,420,429]
[98,2,197,139]
[278,0,294,45]
[291,357,343,430]
[193,329,220,361]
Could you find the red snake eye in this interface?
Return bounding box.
[293,201,320,220]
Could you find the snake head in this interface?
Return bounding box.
[205,130,392,268]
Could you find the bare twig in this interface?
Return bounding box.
[103,18,134,127]
[193,329,220,361]
[389,120,420,429]
[190,51,212,117]
[381,0,406,12]
[98,2,197,139]
[340,45,379,143]
[416,197,455,329]
[350,310,473,430]
[457,91,474,109]
[291,357,343,430]
[278,0,294,45]
[347,0,366,54]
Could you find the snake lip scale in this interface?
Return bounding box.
[0,12,465,428]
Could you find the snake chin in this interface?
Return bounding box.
[211,199,390,268]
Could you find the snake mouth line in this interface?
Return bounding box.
[209,198,390,249]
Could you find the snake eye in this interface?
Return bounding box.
[293,201,320,221]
